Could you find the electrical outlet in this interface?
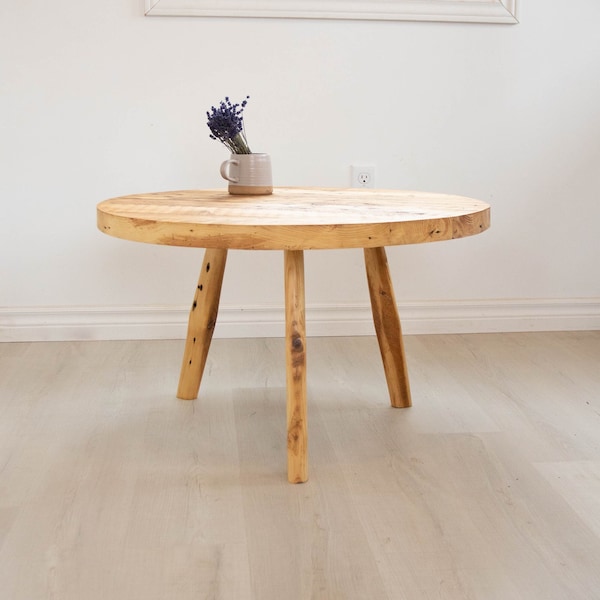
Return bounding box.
[351,165,375,188]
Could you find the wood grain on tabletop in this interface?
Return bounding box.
[96,187,490,250]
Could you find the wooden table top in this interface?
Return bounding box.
[97,187,490,250]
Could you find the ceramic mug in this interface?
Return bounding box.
[220,153,273,195]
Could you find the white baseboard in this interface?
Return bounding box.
[1,299,599,342]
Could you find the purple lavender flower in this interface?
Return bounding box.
[206,95,252,154]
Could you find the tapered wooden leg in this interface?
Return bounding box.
[177,248,228,400]
[284,250,308,483]
[364,247,412,408]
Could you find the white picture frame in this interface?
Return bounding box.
[144,0,518,23]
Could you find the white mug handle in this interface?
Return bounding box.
[220,159,239,183]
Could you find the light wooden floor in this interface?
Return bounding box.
[1,332,600,599]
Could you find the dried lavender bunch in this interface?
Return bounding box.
[206,95,252,154]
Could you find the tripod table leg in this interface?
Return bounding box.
[364,246,412,408]
[177,248,228,400]
[284,250,308,483]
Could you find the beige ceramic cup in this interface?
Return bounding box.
[220,153,273,195]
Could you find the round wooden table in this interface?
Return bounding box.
[97,187,490,483]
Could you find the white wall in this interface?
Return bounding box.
[1,0,599,340]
